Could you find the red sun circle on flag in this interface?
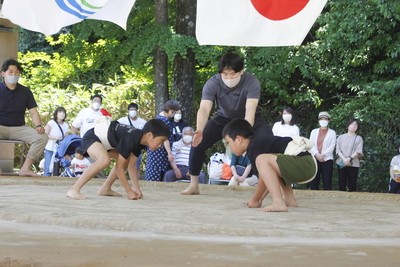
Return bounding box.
[250,0,310,21]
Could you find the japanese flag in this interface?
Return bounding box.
[196,0,328,47]
[1,0,136,35]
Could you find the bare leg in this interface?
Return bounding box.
[97,164,122,197]
[0,167,2,176]
[180,175,200,195]
[256,154,288,212]
[19,158,40,177]
[67,143,110,200]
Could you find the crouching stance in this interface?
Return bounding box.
[222,118,317,212]
[66,119,170,200]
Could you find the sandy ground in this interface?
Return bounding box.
[0,176,399,267]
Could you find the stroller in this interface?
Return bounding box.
[52,134,82,177]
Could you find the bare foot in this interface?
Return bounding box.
[180,185,200,195]
[19,170,41,177]
[259,202,288,212]
[97,187,122,197]
[66,189,87,200]
[246,198,261,208]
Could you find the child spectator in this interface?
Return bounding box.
[228,153,258,186]
[222,118,317,212]
[70,147,91,177]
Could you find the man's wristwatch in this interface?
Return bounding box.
[36,125,43,128]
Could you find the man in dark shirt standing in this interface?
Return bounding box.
[0,59,48,176]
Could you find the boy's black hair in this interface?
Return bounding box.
[142,119,171,138]
[218,53,244,73]
[91,94,103,103]
[75,146,84,155]
[1,59,23,73]
[222,118,254,140]
[128,103,138,110]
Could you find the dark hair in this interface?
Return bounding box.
[346,119,360,132]
[281,107,295,125]
[222,118,254,140]
[91,94,103,103]
[142,119,171,138]
[128,103,138,110]
[163,100,180,113]
[75,146,84,155]
[53,107,67,121]
[1,59,23,73]
[218,53,244,73]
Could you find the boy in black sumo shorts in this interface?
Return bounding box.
[222,118,317,212]
[66,119,170,200]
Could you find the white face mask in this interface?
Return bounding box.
[6,74,20,85]
[92,102,101,110]
[319,120,329,127]
[222,75,241,88]
[182,135,193,143]
[129,110,137,118]
[174,114,182,121]
[57,112,65,120]
[282,114,292,123]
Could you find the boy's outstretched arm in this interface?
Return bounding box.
[127,154,143,198]
[116,155,139,200]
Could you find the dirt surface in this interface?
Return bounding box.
[0,176,399,266]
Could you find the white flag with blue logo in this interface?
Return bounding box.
[1,0,136,35]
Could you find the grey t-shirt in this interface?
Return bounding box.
[201,72,261,119]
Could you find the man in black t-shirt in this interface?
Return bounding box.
[66,119,170,200]
[223,118,317,212]
[0,59,48,177]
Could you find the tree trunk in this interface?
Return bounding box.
[154,0,169,114]
[172,0,197,126]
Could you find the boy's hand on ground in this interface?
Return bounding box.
[246,198,261,208]
[126,190,139,200]
[132,188,143,199]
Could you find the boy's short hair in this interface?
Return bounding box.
[1,59,23,73]
[218,53,244,73]
[91,94,103,103]
[142,119,170,138]
[222,118,254,140]
[128,103,138,110]
[75,146,84,155]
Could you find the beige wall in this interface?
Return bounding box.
[0,18,18,63]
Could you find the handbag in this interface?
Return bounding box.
[337,135,357,169]
[338,159,352,169]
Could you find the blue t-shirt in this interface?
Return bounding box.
[0,82,37,126]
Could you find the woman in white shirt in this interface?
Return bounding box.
[309,111,336,190]
[272,107,300,137]
[44,107,70,176]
